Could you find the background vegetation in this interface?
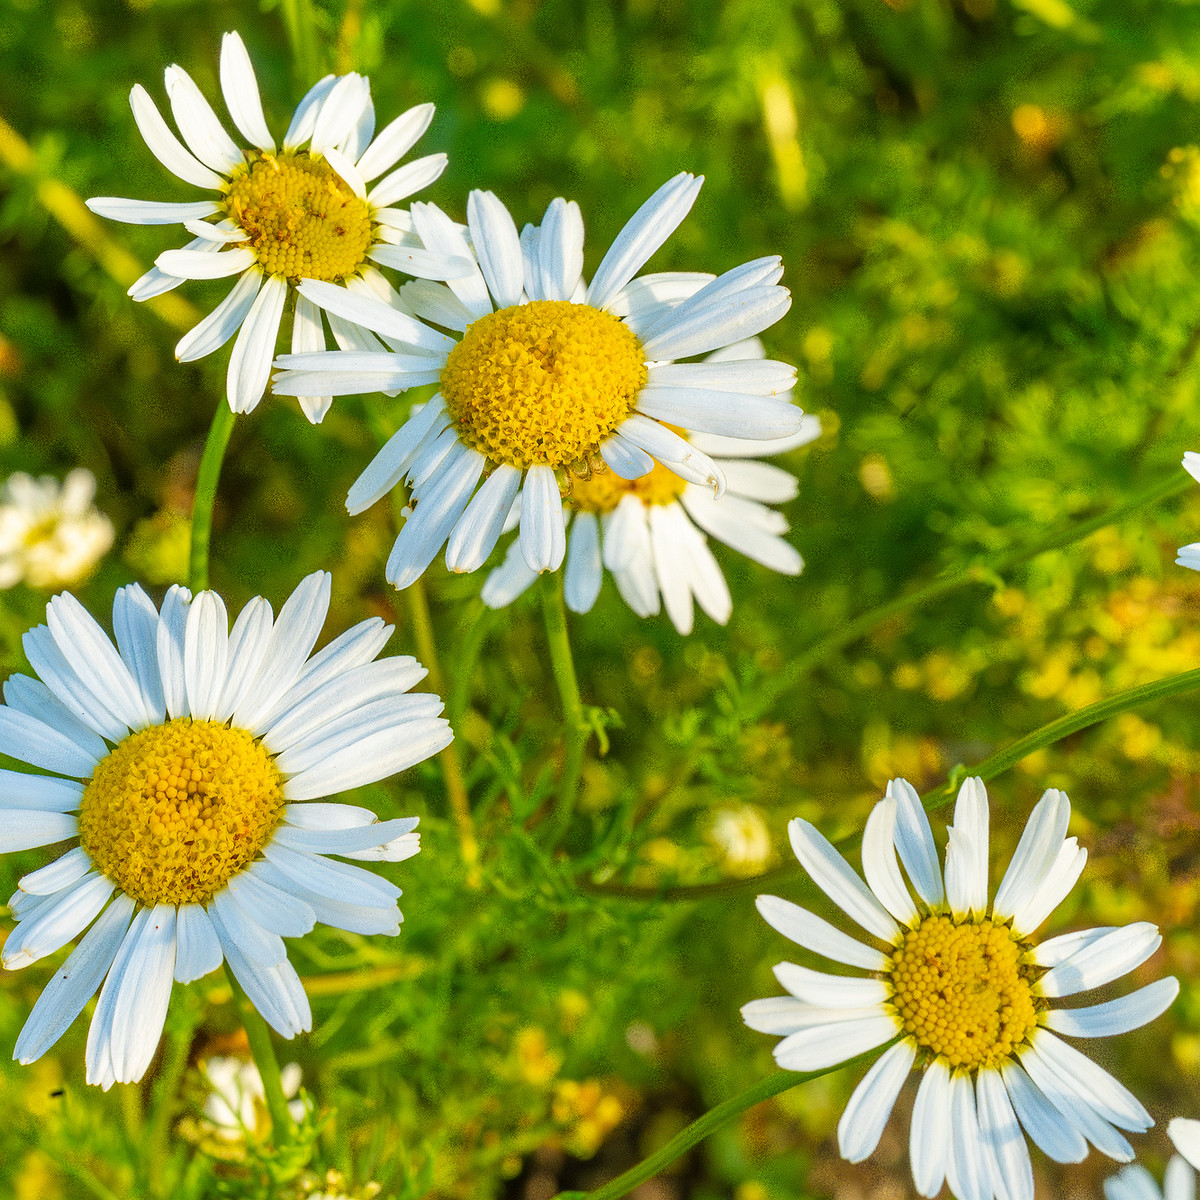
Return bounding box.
[2,0,1200,1195]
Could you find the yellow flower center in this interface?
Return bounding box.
[888,914,1041,1070]
[223,151,373,282]
[440,300,647,472]
[78,718,285,907]
[567,457,687,512]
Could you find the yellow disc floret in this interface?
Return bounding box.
[888,914,1041,1070]
[223,151,373,282]
[440,300,647,472]
[78,718,285,907]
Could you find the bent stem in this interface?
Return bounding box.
[189,402,236,593]
[555,1050,893,1200]
[223,963,296,1144]
[541,574,587,845]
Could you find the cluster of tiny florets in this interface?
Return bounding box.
[78,717,285,906]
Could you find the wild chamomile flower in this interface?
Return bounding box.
[479,340,817,632]
[1105,1156,1196,1200]
[203,1056,306,1140]
[1176,452,1200,571]
[86,31,452,420]
[742,777,1178,1200]
[272,175,807,588]
[0,469,114,590]
[0,572,450,1088]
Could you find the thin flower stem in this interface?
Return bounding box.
[405,578,481,885]
[553,1049,894,1200]
[754,468,1192,713]
[188,401,236,594]
[586,662,1200,901]
[223,964,296,1143]
[541,573,587,845]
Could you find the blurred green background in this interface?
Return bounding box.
[3,0,1200,1196]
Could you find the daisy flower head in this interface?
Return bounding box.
[272,174,808,590]
[86,31,452,421]
[203,1056,306,1139]
[1176,452,1200,571]
[742,777,1179,1200]
[1,571,451,1088]
[478,340,818,632]
[0,469,114,590]
[1105,1156,1195,1200]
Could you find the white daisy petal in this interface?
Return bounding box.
[155,247,257,280]
[175,268,262,362]
[112,584,166,726]
[321,145,367,199]
[1045,978,1179,1039]
[467,190,525,309]
[367,153,450,210]
[4,675,110,763]
[886,778,944,909]
[1165,1157,1197,1200]
[599,434,655,480]
[646,358,796,396]
[740,996,827,1036]
[689,419,822,458]
[164,64,244,174]
[249,860,401,936]
[262,842,401,907]
[1034,926,1120,968]
[399,279,476,333]
[1001,1059,1088,1163]
[157,584,192,719]
[773,962,890,1007]
[128,84,225,189]
[273,816,418,856]
[636,387,805,441]
[837,1039,916,1163]
[1010,839,1087,937]
[861,797,920,926]
[773,1014,897,1072]
[107,904,176,1084]
[211,888,286,966]
[719,460,799,504]
[911,1061,953,1197]
[18,847,92,895]
[944,775,989,919]
[520,464,568,573]
[346,397,449,516]
[174,903,224,983]
[602,493,650,573]
[310,73,371,155]
[295,279,455,354]
[754,895,888,970]
[410,201,493,317]
[289,293,332,423]
[21,626,126,741]
[648,503,696,634]
[1170,1119,1200,1171]
[0,707,101,776]
[14,893,134,1065]
[226,272,286,414]
[446,463,522,573]
[680,487,803,574]
[85,198,221,225]
[586,172,703,310]
[616,415,726,495]
[224,871,317,938]
[0,809,79,855]
[534,198,585,301]
[184,591,229,721]
[947,1069,993,1200]
[787,817,901,943]
[282,802,378,829]
[282,74,338,149]
[564,511,603,613]
[481,537,540,608]
[356,102,435,180]
[0,770,82,813]
[640,286,792,362]
[181,220,249,242]
[1031,1026,1152,1130]
[976,1068,1034,1200]
[214,595,274,720]
[1038,923,1162,998]
[993,787,1071,920]
[219,31,274,151]
[2,873,111,969]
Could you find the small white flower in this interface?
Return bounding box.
[708,805,773,875]
[478,340,817,632]
[86,31,451,419]
[1,571,451,1089]
[743,776,1179,1200]
[272,176,809,590]
[202,1056,306,1138]
[0,469,113,590]
[1105,1154,1196,1200]
[1177,452,1200,572]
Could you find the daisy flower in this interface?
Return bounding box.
[271,175,808,588]
[203,1056,306,1139]
[86,31,452,420]
[0,469,114,590]
[742,776,1178,1200]
[1,571,451,1088]
[1105,1157,1195,1200]
[1176,452,1200,571]
[478,340,818,632]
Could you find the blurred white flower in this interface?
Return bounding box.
[0,469,113,590]
[202,1056,305,1138]
[707,805,772,874]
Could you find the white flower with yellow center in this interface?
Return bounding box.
[86,31,453,420]
[0,571,451,1089]
[1105,1118,1200,1200]
[202,1056,306,1139]
[742,777,1179,1200]
[271,176,806,589]
[0,469,114,590]
[478,340,817,632]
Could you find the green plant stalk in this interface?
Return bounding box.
[223,963,296,1143]
[756,468,1192,712]
[280,0,322,84]
[188,402,236,593]
[541,574,587,844]
[588,662,1200,901]
[555,1050,893,1200]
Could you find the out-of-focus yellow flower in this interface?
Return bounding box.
[708,805,772,875]
[552,1079,625,1158]
[515,1027,562,1086]
[0,469,113,589]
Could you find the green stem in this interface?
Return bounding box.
[188,402,236,593]
[223,963,295,1143]
[448,599,491,736]
[756,468,1192,713]
[541,574,587,844]
[555,1050,893,1200]
[587,663,1200,901]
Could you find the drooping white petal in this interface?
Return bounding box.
[837,1039,915,1163]
[346,397,449,516]
[481,537,540,609]
[1045,977,1179,1039]
[1030,1030,1153,1131]
[1038,923,1162,998]
[910,1060,952,1197]
[219,31,274,151]
[944,775,989,919]
[599,433,654,480]
[175,268,262,362]
[1170,1119,1200,1171]
[128,84,224,189]
[886,778,944,908]
[616,415,726,495]
[261,842,401,906]
[107,904,176,1084]
[211,888,286,967]
[564,511,603,614]
[174,903,224,983]
[719,460,799,504]
[1001,1059,1088,1164]
[226,272,286,414]
[2,873,112,969]
[976,1068,1034,1200]
[249,860,401,936]
[518,465,567,574]
[273,816,418,856]
[680,488,803,575]
[754,895,888,970]
[787,818,900,943]
[224,871,316,938]
[947,1069,993,1200]
[445,464,522,573]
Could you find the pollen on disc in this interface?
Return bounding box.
[78,717,285,907]
[440,300,647,473]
